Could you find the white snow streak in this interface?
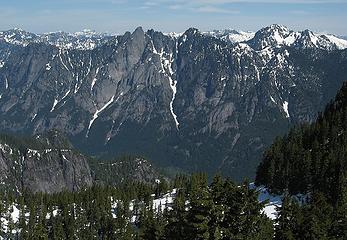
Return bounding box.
[283,101,290,118]
[169,78,179,130]
[50,99,59,112]
[5,77,8,89]
[74,73,80,94]
[31,113,37,122]
[90,67,100,92]
[62,89,71,100]
[164,53,180,130]
[50,89,70,112]
[67,52,74,70]
[59,50,69,71]
[270,96,276,103]
[86,56,92,77]
[152,43,180,130]
[62,154,68,161]
[86,95,115,137]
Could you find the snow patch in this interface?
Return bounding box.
[50,99,59,112]
[62,154,68,161]
[28,148,41,157]
[153,189,176,212]
[5,77,8,89]
[0,205,20,233]
[283,101,290,118]
[255,185,282,220]
[263,204,278,220]
[0,143,14,155]
[270,96,276,103]
[284,32,300,46]
[90,67,100,92]
[31,113,37,122]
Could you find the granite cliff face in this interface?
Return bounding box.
[0,25,347,180]
[0,131,93,193]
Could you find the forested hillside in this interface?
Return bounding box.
[0,174,274,240]
[256,81,347,199]
[255,81,347,239]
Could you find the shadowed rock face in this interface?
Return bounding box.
[0,131,93,193]
[0,25,347,180]
[90,156,163,186]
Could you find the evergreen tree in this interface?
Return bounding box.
[165,190,188,240]
[209,175,225,240]
[302,192,333,240]
[186,173,212,240]
[331,175,347,239]
[275,196,296,240]
[139,203,164,240]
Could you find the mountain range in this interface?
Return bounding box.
[1,24,347,180]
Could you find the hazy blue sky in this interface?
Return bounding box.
[1,0,346,35]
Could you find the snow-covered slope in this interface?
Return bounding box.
[204,25,347,51]
[324,34,347,50]
[204,29,255,43]
[247,24,347,51]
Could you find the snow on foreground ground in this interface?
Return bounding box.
[126,185,282,221]
[0,185,281,235]
[255,186,282,220]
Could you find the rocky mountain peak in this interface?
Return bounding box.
[133,26,144,36]
[0,25,347,181]
[247,24,291,50]
[0,28,38,46]
[184,28,201,37]
[266,24,290,33]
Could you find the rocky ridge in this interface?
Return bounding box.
[0,24,347,180]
